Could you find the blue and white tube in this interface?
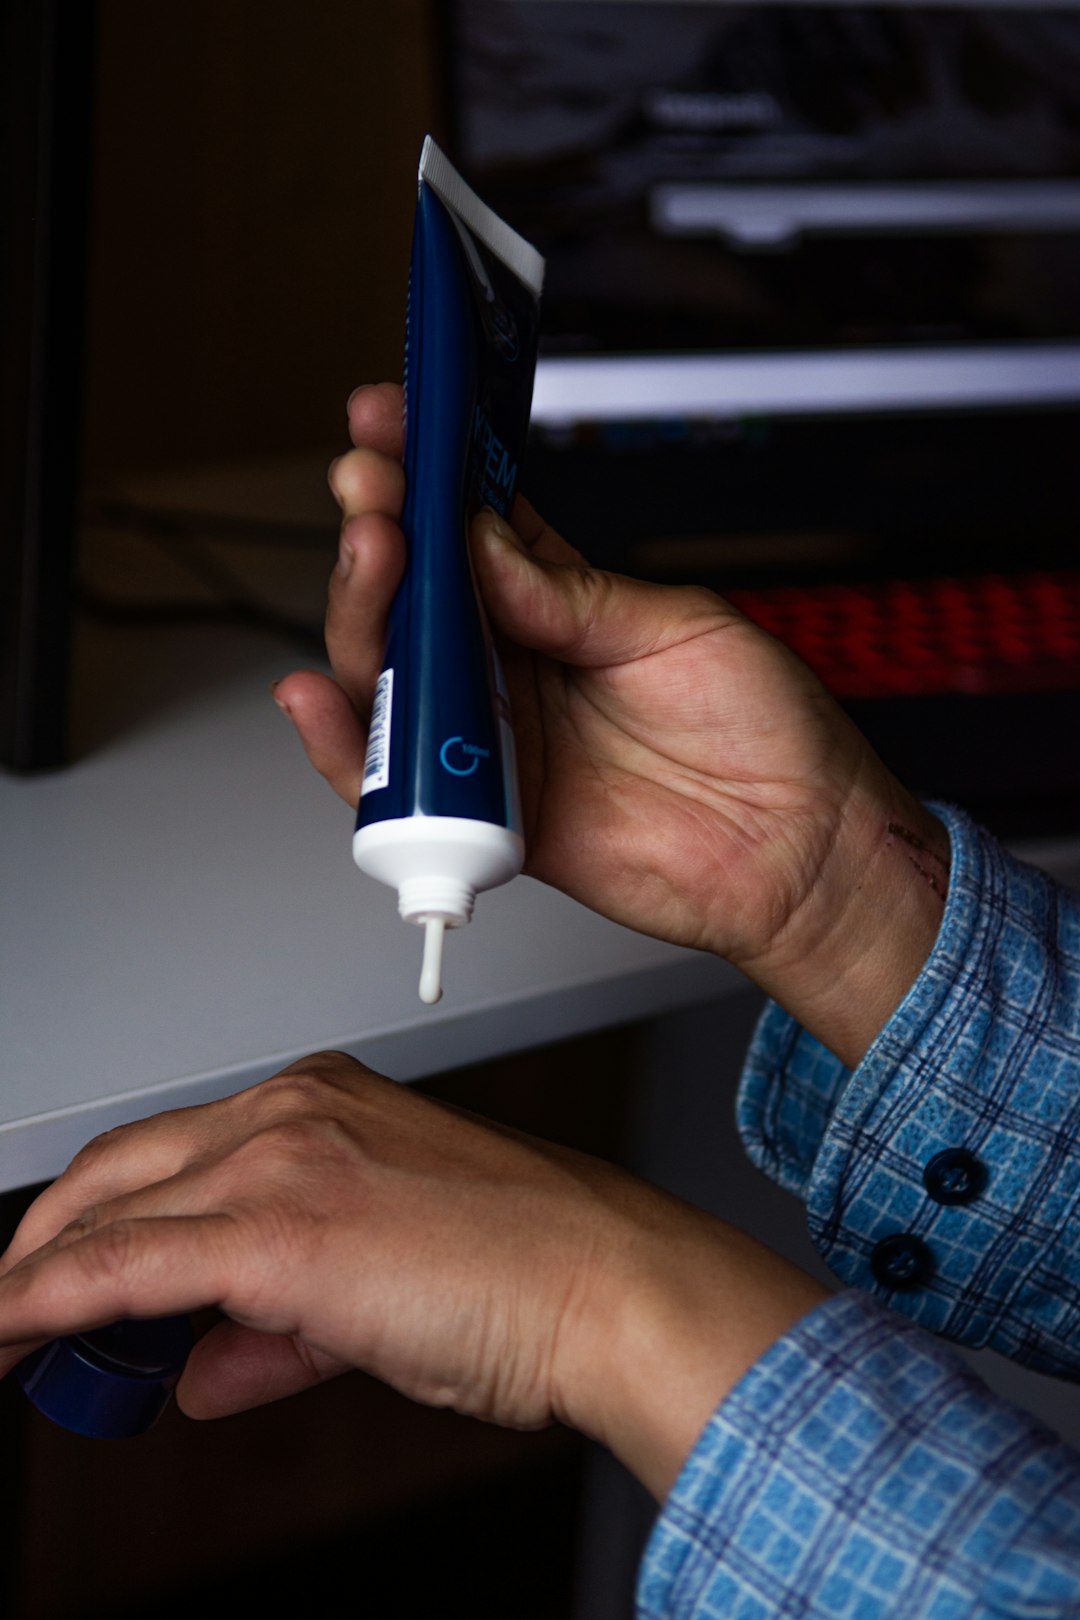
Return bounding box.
[353,138,545,1004]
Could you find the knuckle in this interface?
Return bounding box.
[236,1055,372,1175]
[681,581,722,615]
[328,447,391,510]
[564,563,610,653]
[256,1069,332,1115]
[327,448,358,502]
[68,1122,129,1172]
[685,583,735,630]
[85,1218,138,1281]
[297,1047,360,1076]
[265,1051,362,1100]
[57,1208,100,1248]
[243,1117,337,1171]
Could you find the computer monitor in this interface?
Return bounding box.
[445,1,1080,404]
[444,1,1080,565]
[1,0,96,770]
[443,2,1080,830]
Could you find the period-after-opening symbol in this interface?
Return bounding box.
[439,737,491,777]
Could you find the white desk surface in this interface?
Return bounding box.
[0,618,732,1194]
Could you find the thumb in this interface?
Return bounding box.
[178,1319,348,1419]
[470,508,726,669]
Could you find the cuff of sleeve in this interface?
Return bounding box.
[737,803,1080,1371]
[736,800,973,1201]
[637,1290,1080,1620]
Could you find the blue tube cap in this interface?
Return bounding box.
[15,1317,194,1439]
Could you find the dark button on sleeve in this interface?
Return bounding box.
[923,1148,987,1207]
[870,1233,934,1290]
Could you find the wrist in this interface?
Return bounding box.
[743,768,950,1068]
[553,1195,828,1502]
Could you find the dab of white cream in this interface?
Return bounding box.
[419,916,446,1005]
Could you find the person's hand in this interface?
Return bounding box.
[0,1051,825,1500]
[276,384,950,1065]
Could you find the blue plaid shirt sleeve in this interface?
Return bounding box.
[637,805,1080,1616]
[736,801,1080,1373]
[639,1291,1080,1619]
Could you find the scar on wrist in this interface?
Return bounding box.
[886,821,949,901]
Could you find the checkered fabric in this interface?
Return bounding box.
[639,1291,1080,1618]
[738,803,1080,1371]
[639,806,1080,1615]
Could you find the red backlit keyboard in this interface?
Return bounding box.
[729,571,1080,700]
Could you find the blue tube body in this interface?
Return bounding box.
[356,159,540,839]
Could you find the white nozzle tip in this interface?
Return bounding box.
[418,917,446,1005]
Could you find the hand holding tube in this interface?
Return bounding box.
[277,384,949,1067]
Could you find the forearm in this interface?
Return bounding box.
[554,1197,828,1502]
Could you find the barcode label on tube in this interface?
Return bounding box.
[361,668,393,795]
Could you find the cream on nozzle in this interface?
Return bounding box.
[419,917,446,1005]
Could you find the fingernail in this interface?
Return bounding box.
[347,384,375,413]
[337,534,354,578]
[270,681,291,716]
